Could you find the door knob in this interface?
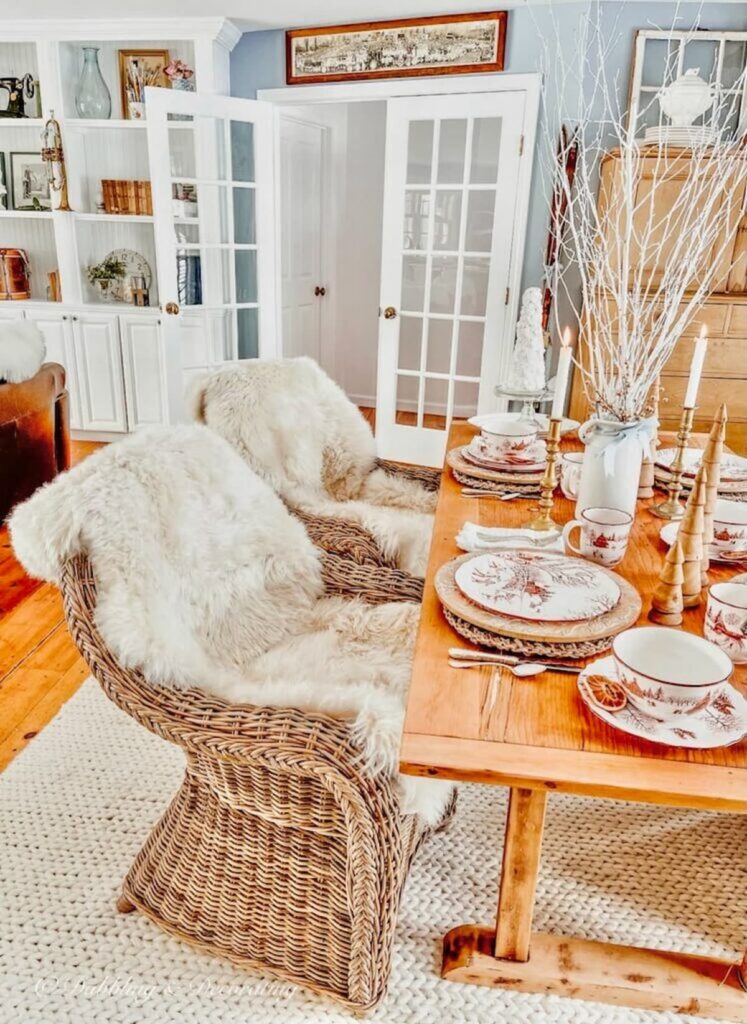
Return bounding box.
[314,285,326,297]
[383,306,397,319]
[164,301,180,316]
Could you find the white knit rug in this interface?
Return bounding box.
[1,680,745,1024]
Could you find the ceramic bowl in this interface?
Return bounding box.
[478,421,539,461]
[705,582,747,664]
[711,499,747,556]
[612,626,732,724]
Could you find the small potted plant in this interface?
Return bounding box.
[164,59,194,93]
[87,255,126,302]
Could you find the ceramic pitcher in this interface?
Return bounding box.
[575,418,656,518]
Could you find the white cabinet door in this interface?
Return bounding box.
[71,313,128,432]
[26,309,83,430]
[120,314,168,429]
[0,306,25,320]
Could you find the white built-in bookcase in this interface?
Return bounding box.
[0,19,240,437]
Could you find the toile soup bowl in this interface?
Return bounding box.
[477,421,539,462]
[612,626,733,724]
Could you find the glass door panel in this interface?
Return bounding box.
[376,91,526,466]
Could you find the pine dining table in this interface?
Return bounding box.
[399,420,747,1022]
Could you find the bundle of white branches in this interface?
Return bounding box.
[536,1,747,422]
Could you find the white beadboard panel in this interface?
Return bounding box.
[73,217,159,307]
[0,43,40,118]
[59,41,196,120]
[65,126,150,212]
[0,217,57,301]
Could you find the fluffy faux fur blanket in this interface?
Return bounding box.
[9,426,451,824]
[189,358,436,575]
[0,321,46,384]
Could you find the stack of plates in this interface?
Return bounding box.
[643,125,717,147]
[654,448,747,501]
[461,435,547,476]
[436,549,642,658]
[446,446,544,495]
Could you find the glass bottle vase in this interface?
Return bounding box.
[75,47,111,119]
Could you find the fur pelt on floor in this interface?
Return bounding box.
[0,321,46,384]
[9,426,452,824]
[188,358,436,575]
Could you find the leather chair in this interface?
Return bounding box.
[0,363,70,522]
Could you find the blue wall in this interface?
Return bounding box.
[230,3,747,296]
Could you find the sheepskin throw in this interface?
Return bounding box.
[9,426,451,823]
[0,320,46,384]
[189,358,436,575]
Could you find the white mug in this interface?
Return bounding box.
[704,582,747,664]
[559,452,584,500]
[562,506,633,568]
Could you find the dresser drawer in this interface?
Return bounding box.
[660,373,747,421]
[664,334,745,377]
[726,302,747,336]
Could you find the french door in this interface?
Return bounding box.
[146,87,277,419]
[375,92,525,467]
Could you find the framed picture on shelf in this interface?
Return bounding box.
[9,151,51,211]
[286,11,508,85]
[0,153,7,210]
[118,48,170,120]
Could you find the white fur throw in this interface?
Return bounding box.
[189,358,437,575]
[9,426,452,824]
[0,320,46,383]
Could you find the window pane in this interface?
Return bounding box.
[176,251,202,305]
[470,117,502,184]
[460,257,489,316]
[426,318,453,374]
[433,191,462,251]
[424,377,449,416]
[233,188,256,244]
[401,255,426,311]
[174,220,199,244]
[406,121,434,184]
[465,191,496,252]
[723,41,747,90]
[437,119,467,184]
[396,374,419,412]
[195,185,229,243]
[200,249,231,304]
[398,315,423,371]
[641,39,673,87]
[169,129,195,179]
[453,380,480,416]
[235,250,257,304]
[237,308,258,359]
[403,191,430,250]
[231,121,255,182]
[430,256,458,314]
[195,115,227,180]
[455,320,484,377]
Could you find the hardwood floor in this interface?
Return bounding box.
[0,441,103,772]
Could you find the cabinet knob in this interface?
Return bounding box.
[164,301,180,316]
[314,285,326,297]
[383,306,397,320]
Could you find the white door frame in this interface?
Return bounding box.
[260,73,540,411]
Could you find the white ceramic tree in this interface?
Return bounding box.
[505,286,547,393]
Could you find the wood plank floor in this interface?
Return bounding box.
[0,440,103,772]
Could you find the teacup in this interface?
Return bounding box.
[711,499,747,558]
[705,582,747,664]
[559,452,584,499]
[612,626,733,724]
[562,506,633,567]
[475,421,539,462]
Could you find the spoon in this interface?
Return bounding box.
[449,658,556,677]
[460,489,528,500]
[447,647,580,673]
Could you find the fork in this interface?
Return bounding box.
[472,531,560,549]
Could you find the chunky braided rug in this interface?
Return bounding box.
[2,680,744,1024]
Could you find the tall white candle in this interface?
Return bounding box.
[683,324,708,408]
[551,329,573,420]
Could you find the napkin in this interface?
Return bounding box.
[456,522,564,553]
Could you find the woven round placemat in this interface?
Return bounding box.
[443,607,613,658]
[654,468,747,501]
[451,467,541,495]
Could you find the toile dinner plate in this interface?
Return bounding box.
[655,447,747,484]
[453,550,621,623]
[462,447,545,475]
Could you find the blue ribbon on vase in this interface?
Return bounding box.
[581,417,658,478]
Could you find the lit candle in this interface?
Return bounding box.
[683,324,708,409]
[551,328,573,420]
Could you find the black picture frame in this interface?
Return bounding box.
[0,153,7,210]
[9,150,52,211]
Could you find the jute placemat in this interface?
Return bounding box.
[443,607,612,658]
[451,468,541,495]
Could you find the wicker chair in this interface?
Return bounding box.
[59,550,451,1015]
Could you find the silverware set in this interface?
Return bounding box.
[447,647,580,677]
[460,489,536,500]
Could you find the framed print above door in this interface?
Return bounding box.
[286,12,508,85]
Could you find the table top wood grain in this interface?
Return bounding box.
[400,422,747,813]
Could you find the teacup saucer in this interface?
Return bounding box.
[577,656,747,749]
[659,521,747,566]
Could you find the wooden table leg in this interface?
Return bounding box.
[442,787,747,1022]
[494,786,546,961]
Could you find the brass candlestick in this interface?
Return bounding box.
[650,405,695,520]
[523,416,562,532]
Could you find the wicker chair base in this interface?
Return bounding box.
[443,607,613,658]
[451,468,541,496]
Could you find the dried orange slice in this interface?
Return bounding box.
[585,674,627,712]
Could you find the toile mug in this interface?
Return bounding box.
[704,582,747,664]
[562,506,633,568]
[559,452,584,499]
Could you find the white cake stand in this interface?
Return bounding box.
[495,383,552,427]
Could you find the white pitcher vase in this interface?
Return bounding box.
[575,418,656,518]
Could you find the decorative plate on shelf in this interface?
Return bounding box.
[577,656,747,749]
[435,553,641,644]
[105,248,152,304]
[655,447,747,484]
[453,550,621,623]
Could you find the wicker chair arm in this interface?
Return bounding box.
[291,507,397,569]
[320,551,424,604]
[375,458,441,492]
